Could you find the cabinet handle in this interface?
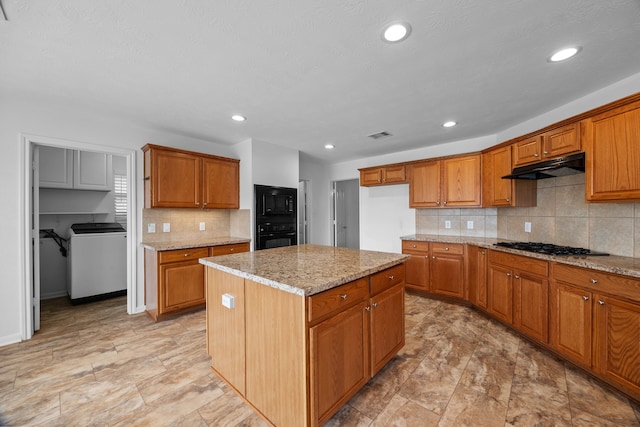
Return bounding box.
[534,153,539,157]
[340,294,348,300]
[372,302,378,308]
[514,275,520,279]
[543,151,549,155]
[590,279,598,284]
[506,272,511,277]
[364,306,371,311]
[388,275,395,280]
[598,300,605,305]
[582,296,589,301]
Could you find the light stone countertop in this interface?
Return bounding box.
[141,236,250,251]
[401,234,640,279]
[199,244,409,296]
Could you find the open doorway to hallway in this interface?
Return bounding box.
[332,179,359,249]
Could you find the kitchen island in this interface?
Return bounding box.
[200,244,408,427]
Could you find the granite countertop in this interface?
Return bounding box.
[141,236,251,251]
[199,244,409,296]
[401,234,640,279]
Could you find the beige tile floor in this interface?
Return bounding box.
[1,294,639,426]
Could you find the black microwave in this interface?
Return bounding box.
[255,185,297,217]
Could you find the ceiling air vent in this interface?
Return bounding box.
[367,131,392,140]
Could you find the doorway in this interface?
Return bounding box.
[22,134,137,340]
[298,180,310,244]
[332,179,360,249]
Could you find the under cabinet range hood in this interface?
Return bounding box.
[502,152,585,180]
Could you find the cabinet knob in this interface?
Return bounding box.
[543,151,549,155]
[481,251,486,255]
[534,153,539,157]
[598,300,605,305]
[506,272,511,277]
[432,256,436,259]
[364,306,371,311]
[436,201,440,206]
[388,275,395,280]
[506,198,510,203]
[372,302,378,308]
[443,201,447,206]
[203,202,208,207]
[184,253,189,257]
[340,294,348,300]
[582,296,589,301]
[444,247,449,251]
[590,279,598,284]
[514,275,520,279]
[412,244,417,248]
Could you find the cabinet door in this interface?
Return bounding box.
[431,253,464,298]
[370,283,405,376]
[513,274,548,343]
[513,136,542,166]
[382,165,406,184]
[549,282,592,367]
[409,161,441,207]
[160,261,205,312]
[442,154,481,207]
[73,151,113,191]
[310,301,370,426]
[404,252,429,292]
[202,157,240,209]
[38,146,73,189]
[467,246,487,309]
[593,295,640,397]
[151,149,201,208]
[360,168,383,186]
[487,264,513,324]
[584,103,640,201]
[482,146,512,207]
[542,123,580,159]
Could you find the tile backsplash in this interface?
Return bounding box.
[415,174,640,257]
[142,208,251,242]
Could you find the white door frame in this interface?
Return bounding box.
[20,133,138,340]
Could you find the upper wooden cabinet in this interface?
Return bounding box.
[409,154,481,208]
[359,164,406,186]
[513,123,581,166]
[584,100,640,202]
[482,145,536,207]
[143,144,239,209]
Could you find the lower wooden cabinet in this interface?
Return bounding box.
[466,245,487,309]
[402,240,429,292]
[145,243,249,321]
[370,282,405,375]
[430,243,465,298]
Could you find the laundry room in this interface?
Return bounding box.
[37,145,128,303]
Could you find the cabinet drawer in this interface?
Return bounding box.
[308,278,368,324]
[159,247,210,264]
[210,242,250,256]
[431,242,464,255]
[402,240,429,253]
[489,250,548,277]
[552,263,640,303]
[370,264,405,296]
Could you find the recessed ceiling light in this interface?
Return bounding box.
[231,114,246,122]
[324,144,335,150]
[382,22,411,43]
[548,47,581,62]
[443,121,457,128]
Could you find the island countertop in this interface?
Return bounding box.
[199,244,409,296]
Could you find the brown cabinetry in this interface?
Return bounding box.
[482,145,536,207]
[583,100,640,201]
[550,263,640,397]
[401,240,429,292]
[409,154,481,208]
[487,250,549,342]
[146,243,249,322]
[466,245,487,309]
[513,123,581,166]
[143,144,240,209]
[359,164,406,186]
[430,243,465,298]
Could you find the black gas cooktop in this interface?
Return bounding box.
[494,241,609,256]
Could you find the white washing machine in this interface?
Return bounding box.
[68,222,127,303]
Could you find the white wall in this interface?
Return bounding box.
[252,139,299,189]
[0,95,235,346]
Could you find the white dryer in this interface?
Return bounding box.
[68,223,127,303]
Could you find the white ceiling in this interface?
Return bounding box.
[2,1,640,163]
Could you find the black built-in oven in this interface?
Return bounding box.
[255,185,297,250]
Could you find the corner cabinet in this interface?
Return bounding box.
[359,164,406,186]
[482,145,536,207]
[143,144,240,209]
[409,154,481,208]
[583,100,640,202]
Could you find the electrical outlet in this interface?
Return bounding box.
[445,220,451,229]
[524,221,532,233]
[163,223,171,233]
[199,222,206,231]
[147,223,156,233]
[467,220,474,230]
